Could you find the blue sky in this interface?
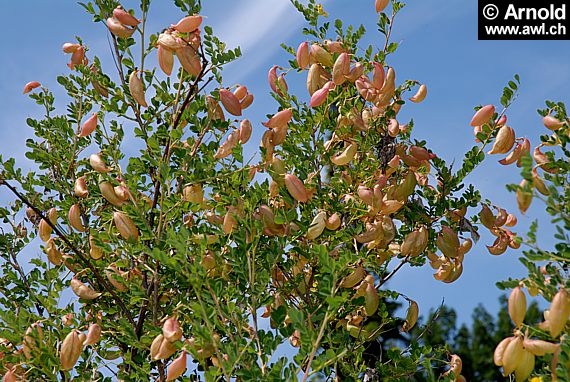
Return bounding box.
[1,0,568,325]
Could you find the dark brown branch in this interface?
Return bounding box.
[378,256,409,288]
[0,178,136,326]
[148,60,209,228]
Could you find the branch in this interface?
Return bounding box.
[301,310,331,382]
[382,9,397,54]
[0,178,136,326]
[378,256,409,288]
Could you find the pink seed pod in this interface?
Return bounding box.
[271,124,288,146]
[310,81,333,108]
[533,146,549,166]
[548,288,570,337]
[78,113,98,137]
[62,43,81,53]
[332,53,350,85]
[486,233,509,255]
[436,226,460,258]
[532,168,550,196]
[60,329,83,371]
[306,211,326,240]
[172,15,203,33]
[45,238,62,265]
[284,174,309,203]
[166,350,187,381]
[234,85,248,101]
[68,204,85,232]
[508,286,527,327]
[206,96,225,121]
[409,145,430,161]
[496,114,507,126]
[68,46,86,70]
[387,118,400,137]
[99,181,124,207]
[364,282,379,316]
[2,368,17,382]
[523,339,559,356]
[357,185,374,206]
[277,74,288,96]
[240,93,254,109]
[376,0,389,13]
[114,185,130,201]
[219,89,242,116]
[355,76,375,102]
[113,211,139,242]
[106,17,135,39]
[409,84,427,103]
[400,227,429,257]
[106,263,128,291]
[128,70,148,108]
[113,6,140,26]
[516,179,533,214]
[70,277,102,300]
[346,62,364,83]
[162,317,183,342]
[325,213,341,230]
[239,119,252,144]
[23,81,41,94]
[84,323,102,346]
[267,65,279,93]
[157,45,174,76]
[214,130,240,159]
[306,64,322,96]
[494,336,514,367]
[502,336,523,375]
[324,39,345,53]
[498,142,522,165]
[470,104,495,127]
[176,46,202,77]
[157,32,186,51]
[487,125,515,155]
[380,66,395,94]
[150,334,176,361]
[296,41,309,69]
[262,109,292,129]
[402,301,419,332]
[183,184,204,204]
[310,44,333,67]
[89,235,104,260]
[543,115,565,130]
[371,62,385,89]
[74,176,89,198]
[90,153,111,173]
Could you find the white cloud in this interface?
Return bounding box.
[209,0,304,82]
[214,0,295,52]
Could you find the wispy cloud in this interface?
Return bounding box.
[209,0,304,82]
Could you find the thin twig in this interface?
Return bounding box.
[382,10,397,54]
[8,248,47,317]
[378,256,409,288]
[301,310,331,382]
